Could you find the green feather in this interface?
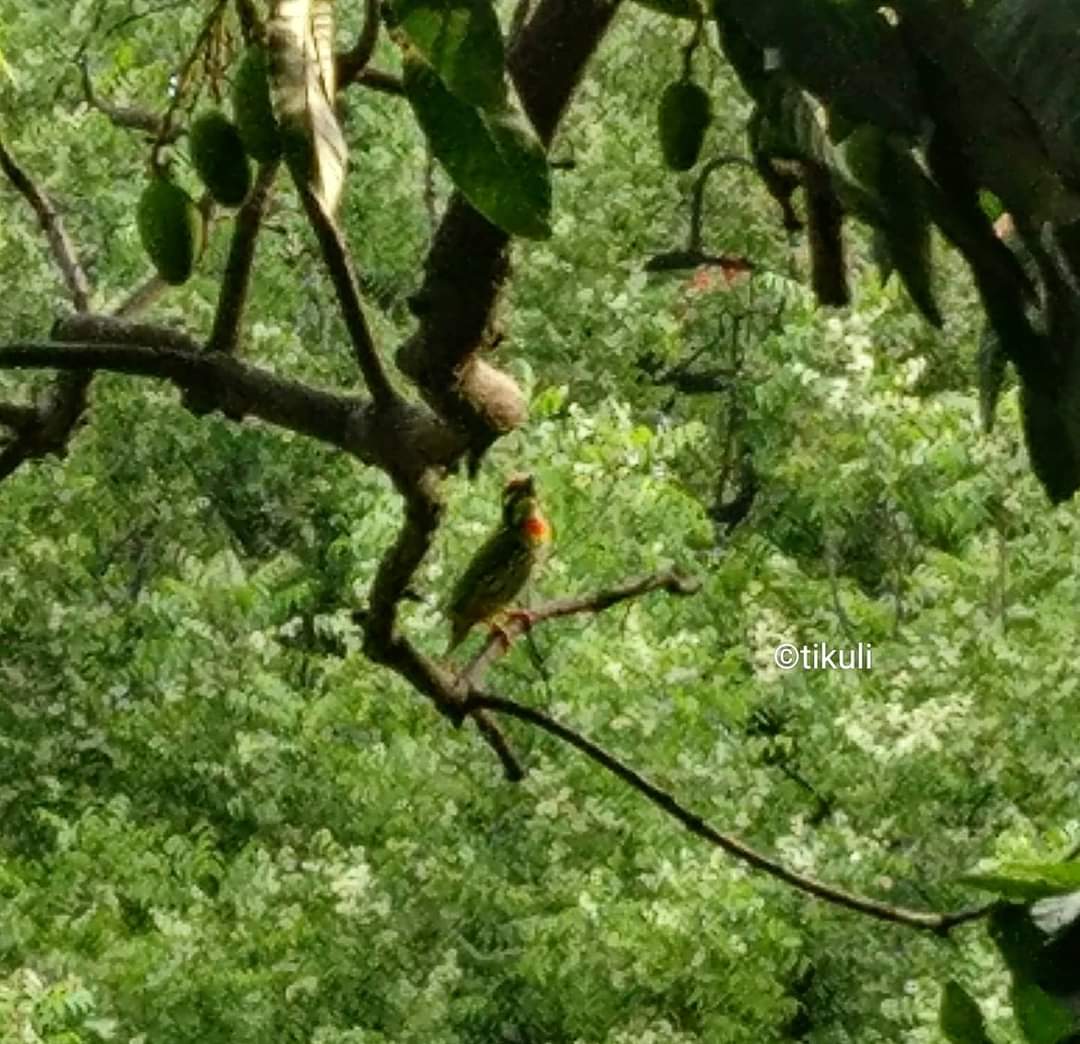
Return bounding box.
[445,483,547,654]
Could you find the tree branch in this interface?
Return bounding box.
[396,0,622,445]
[355,67,404,96]
[0,136,92,312]
[293,181,397,406]
[0,340,361,448]
[77,57,178,142]
[206,160,280,355]
[464,688,989,934]
[463,568,701,683]
[335,0,380,88]
[356,476,526,781]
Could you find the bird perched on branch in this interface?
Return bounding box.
[445,473,551,655]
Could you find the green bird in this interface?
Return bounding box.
[445,473,551,655]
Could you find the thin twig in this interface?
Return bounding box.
[292,181,397,406]
[0,137,92,311]
[465,689,989,935]
[77,57,177,141]
[463,569,701,683]
[336,0,380,87]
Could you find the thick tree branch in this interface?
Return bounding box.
[463,568,701,683]
[397,0,622,448]
[0,316,463,468]
[0,403,39,433]
[465,689,988,934]
[335,0,380,88]
[206,160,280,355]
[357,476,526,781]
[0,137,92,312]
[0,340,359,449]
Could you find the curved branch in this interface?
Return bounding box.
[355,67,404,96]
[0,341,361,449]
[77,57,177,142]
[357,476,526,781]
[0,136,92,312]
[336,0,381,88]
[465,689,989,934]
[688,154,755,254]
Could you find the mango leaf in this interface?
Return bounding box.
[970,0,1080,190]
[939,981,993,1044]
[893,0,1080,225]
[633,0,702,19]
[835,126,941,325]
[391,0,506,111]
[268,0,348,217]
[713,8,770,104]
[963,863,1080,902]
[712,0,921,134]
[1012,979,1077,1044]
[402,51,551,239]
[976,326,1008,433]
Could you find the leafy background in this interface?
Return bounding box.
[0,1,1077,1042]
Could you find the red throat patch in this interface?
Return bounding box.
[524,515,549,539]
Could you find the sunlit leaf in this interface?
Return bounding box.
[391,0,506,110]
[269,0,348,217]
[402,51,551,239]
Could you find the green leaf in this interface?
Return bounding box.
[963,863,1080,902]
[633,0,703,19]
[268,0,348,216]
[837,127,941,325]
[976,326,1009,434]
[402,52,551,239]
[713,10,769,103]
[1019,382,1080,504]
[970,0,1080,189]
[1012,979,1077,1044]
[893,0,1080,224]
[940,981,993,1044]
[713,0,921,134]
[391,0,506,111]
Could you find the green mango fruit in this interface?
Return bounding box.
[658,80,711,171]
[232,46,281,163]
[189,110,252,207]
[137,177,203,285]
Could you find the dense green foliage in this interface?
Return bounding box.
[1,2,1079,1043]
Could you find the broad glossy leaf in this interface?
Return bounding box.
[836,126,941,325]
[403,53,551,239]
[970,0,1080,189]
[391,0,506,111]
[268,0,348,217]
[1012,979,1077,1044]
[1019,382,1080,503]
[713,0,921,134]
[939,981,992,1044]
[894,0,1080,224]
